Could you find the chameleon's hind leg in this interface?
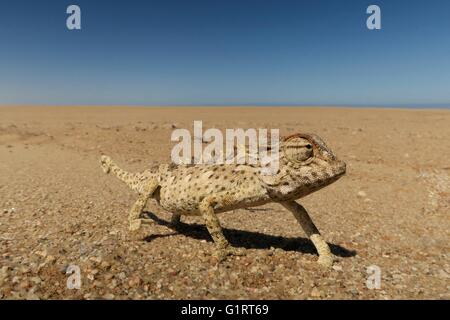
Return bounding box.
[281,201,334,268]
[128,181,159,232]
[170,213,181,226]
[199,196,244,261]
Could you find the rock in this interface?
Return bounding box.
[89,256,102,264]
[59,264,70,274]
[108,280,117,289]
[2,208,16,214]
[350,289,359,296]
[0,266,9,277]
[35,249,48,258]
[19,280,30,290]
[332,265,343,272]
[437,269,450,279]
[45,255,56,264]
[128,274,142,287]
[26,291,40,300]
[31,276,42,284]
[103,293,115,300]
[310,287,323,298]
[357,191,367,198]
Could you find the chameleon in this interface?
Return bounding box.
[100,133,346,267]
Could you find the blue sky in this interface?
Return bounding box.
[1,0,450,107]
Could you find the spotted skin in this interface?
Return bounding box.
[100,133,346,267]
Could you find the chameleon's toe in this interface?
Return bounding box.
[212,246,245,262]
[129,219,142,232]
[226,246,245,257]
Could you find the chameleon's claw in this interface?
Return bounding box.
[140,218,155,225]
[129,219,142,232]
[213,246,245,262]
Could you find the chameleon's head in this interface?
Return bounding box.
[280,133,346,190]
[259,133,346,200]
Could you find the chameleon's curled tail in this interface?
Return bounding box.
[100,155,143,192]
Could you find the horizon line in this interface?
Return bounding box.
[1,104,449,110]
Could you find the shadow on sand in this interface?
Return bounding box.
[142,211,356,258]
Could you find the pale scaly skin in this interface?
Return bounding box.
[100,133,346,267]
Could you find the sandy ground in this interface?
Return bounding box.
[0,106,449,300]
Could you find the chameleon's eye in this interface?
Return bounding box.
[284,138,314,163]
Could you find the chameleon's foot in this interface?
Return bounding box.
[129,219,142,232]
[317,254,334,268]
[212,246,245,262]
[170,213,181,227]
[129,218,154,232]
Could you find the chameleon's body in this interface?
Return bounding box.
[100,133,346,267]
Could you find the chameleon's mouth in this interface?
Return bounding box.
[333,160,347,178]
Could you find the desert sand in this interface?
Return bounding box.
[0,106,449,299]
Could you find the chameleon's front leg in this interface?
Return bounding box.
[199,196,244,261]
[281,201,334,268]
[128,181,158,232]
